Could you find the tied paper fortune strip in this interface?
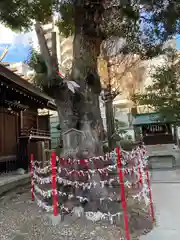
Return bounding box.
[34,184,89,203]
[33,172,143,190]
[34,191,122,224]
[34,193,70,213]
[34,183,123,204]
[33,159,145,179]
[34,193,53,212]
[56,145,145,166]
[33,144,146,168]
[85,211,122,225]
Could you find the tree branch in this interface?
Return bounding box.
[112,56,141,98]
[35,22,54,78]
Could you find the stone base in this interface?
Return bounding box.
[72,206,84,218]
[44,214,63,226]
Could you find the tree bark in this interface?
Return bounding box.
[70,32,104,157]
[35,4,113,217]
[104,59,115,150]
[35,22,55,78]
[52,30,111,218]
[104,89,115,150]
[61,1,105,158]
[35,2,105,158]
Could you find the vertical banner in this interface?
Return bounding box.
[51,151,58,216]
[30,153,34,201]
[116,147,130,240]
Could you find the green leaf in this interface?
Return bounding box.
[135,51,180,124]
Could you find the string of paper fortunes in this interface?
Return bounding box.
[34,172,143,192]
[34,161,144,177]
[33,146,146,167]
[34,193,69,213]
[34,193,122,224]
[33,146,147,189]
[33,145,147,176]
[33,172,143,189]
[33,145,150,223]
[35,184,124,205]
[33,146,148,191]
[34,184,89,202]
[34,178,149,206]
[34,161,145,182]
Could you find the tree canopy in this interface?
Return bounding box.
[135,50,180,124]
[0,0,53,30]
[0,0,180,58]
[26,48,48,90]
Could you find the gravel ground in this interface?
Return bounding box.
[0,185,152,240]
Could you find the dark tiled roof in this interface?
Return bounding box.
[132,112,162,125]
[0,63,56,110]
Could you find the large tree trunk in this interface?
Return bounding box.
[52,25,113,219]
[53,32,104,159]
[71,36,103,155]
[55,1,105,159]
[35,20,104,158]
[53,2,114,217]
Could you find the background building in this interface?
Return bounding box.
[42,20,73,72]
[10,62,34,77]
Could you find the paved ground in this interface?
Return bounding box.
[140,169,180,240]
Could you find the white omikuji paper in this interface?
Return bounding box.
[32,145,151,223]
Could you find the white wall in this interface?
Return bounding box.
[10,62,34,77]
[114,107,130,125]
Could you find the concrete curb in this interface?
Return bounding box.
[0,174,30,195]
[152,181,180,184]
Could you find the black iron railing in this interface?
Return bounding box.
[0,156,18,174]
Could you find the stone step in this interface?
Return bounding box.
[150,170,180,183]
[0,174,30,196]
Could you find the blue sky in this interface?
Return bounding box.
[3,40,180,63]
[177,40,180,49]
[0,24,180,63]
[0,43,31,63]
[176,34,180,49]
[0,24,38,63]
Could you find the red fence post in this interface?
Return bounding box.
[141,148,155,224]
[146,169,155,223]
[30,153,34,201]
[116,147,130,240]
[51,151,58,216]
[138,155,143,188]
